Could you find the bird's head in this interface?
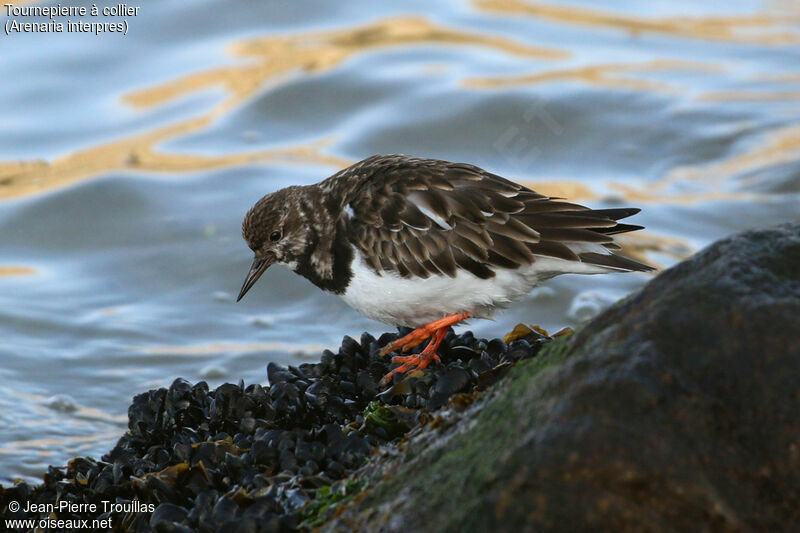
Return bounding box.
[237,186,308,301]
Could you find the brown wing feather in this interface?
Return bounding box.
[331,155,653,277]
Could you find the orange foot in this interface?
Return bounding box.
[378,312,470,387]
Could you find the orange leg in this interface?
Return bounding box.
[378,311,471,357]
[378,311,471,387]
[379,327,450,387]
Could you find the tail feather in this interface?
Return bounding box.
[594,222,645,235]
[581,207,641,220]
[579,251,655,272]
[524,201,654,272]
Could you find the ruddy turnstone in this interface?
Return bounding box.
[237,155,654,385]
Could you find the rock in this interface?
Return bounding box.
[323,223,800,532]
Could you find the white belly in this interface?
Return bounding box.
[340,248,612,327]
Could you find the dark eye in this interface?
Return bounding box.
[269,230,282,242]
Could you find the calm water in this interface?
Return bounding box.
[1,0,799,483]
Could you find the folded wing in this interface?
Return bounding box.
[331,155,653,279]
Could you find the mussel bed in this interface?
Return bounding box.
[1,326,552,532]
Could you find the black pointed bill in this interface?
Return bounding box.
[237,255,274,302]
